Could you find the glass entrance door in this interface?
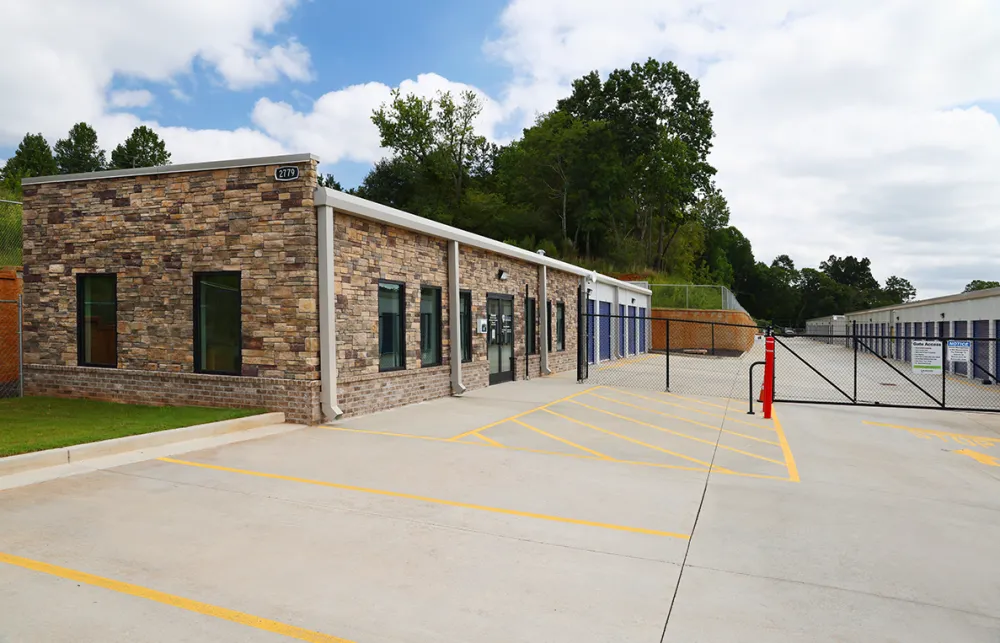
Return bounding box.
[487,295,514,384]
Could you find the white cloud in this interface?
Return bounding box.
[108,89,154,109]
[252,73,506,164]
[0,0,308,147]
[486,0,1000,297]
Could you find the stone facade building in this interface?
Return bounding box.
[20,155,651,423]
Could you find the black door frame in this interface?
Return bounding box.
[487,293,515,385]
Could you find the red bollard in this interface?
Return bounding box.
[763,335,775,419]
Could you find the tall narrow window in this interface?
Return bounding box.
[547,300,553,352]
[556,302,566,351]
[526,297,537,354]
[421,286,442,366]
[77,274,117,368]
[460,290,472,363]
[194,272,242,375]
[379,281,405,371]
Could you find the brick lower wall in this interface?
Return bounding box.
[337,365,451,417]
[25,365,321,424]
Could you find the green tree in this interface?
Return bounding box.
[963,280,1000,292]
[882,276,916,304]
[1,133,58,181]
[54,122,107,174]
[318,173,343,190]
[110,125,171,169]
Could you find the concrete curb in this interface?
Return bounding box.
[0,412,285,477]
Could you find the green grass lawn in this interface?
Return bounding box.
[0,397,265,458]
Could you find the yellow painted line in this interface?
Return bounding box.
[572,399,786,466]
[510,418,611,458]
[541,407,724,470]
[659,391,732,410]
[318,426,710,472]
[0,551,351,643]
[771,408,799,483]
[954,449,1000,466]
[470,431,504,447]
[158,458,689,540]
[603,387,777,432]
[862,421,1000,448]
[590,392,781,446]
[447,387,600,441]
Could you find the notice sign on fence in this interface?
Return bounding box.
[948,340,971,363]
[912,340,943,375]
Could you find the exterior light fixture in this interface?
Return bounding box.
[940,312,946,319]
[497,269,510,281]
[631,297,636,304]
[536,249,546,256]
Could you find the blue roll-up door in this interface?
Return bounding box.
[628,306,637,354]
[599,302,611,361]
[881,323,887,356]
[925,321,934,338]
[619,304,626,356]
[586,299,595,364]
[904,323,912,362]
[638,307,647,352]
[973,320,989,381]
[895,323,902,360]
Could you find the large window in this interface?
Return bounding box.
[379,281,405,371]
[77,274,117,368]
[526,297,537,354]
[556,302,566,351]
[460,290,472,363]
[194,272,242,375]
[547,300,553,352]
[420,286,442,366]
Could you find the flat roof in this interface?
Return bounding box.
[316,187,652,296]
[22,153,320,186]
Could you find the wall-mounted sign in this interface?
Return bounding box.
[274,166,299,182]
[912,340,942,375]
[477,318,488,334]
[948,340,971,363]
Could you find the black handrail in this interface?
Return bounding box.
[748,361,765,415]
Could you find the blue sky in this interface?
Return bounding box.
[3,1,1000,297]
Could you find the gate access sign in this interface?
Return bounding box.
[912,340,942,375]
[948,340,971,363]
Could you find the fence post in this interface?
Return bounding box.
[665,319,670,391]
[17,294,23,398]
[941,339,947,408]
[685,286,689,309]
[852,320,858,403]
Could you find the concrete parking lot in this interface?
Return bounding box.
[2,372,999,641]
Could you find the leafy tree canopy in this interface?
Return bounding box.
[54,122,107,174]
[110,125,170,169]
[964,280,1000,293]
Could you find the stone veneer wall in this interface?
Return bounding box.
[333,211,580,417]
[20,160,322,423]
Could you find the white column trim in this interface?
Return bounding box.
[317,203,343,420]
[449,240,466,395]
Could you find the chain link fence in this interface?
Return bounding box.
[649,283,748,314]
[0,297,22,398]
[0,198,21,269]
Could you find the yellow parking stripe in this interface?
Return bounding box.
[0,551,351,643]
[659,391,731,410]
[448,387,599,441]
[571,400,786,466]
[602,387,777,432]
[510,418,611,458]
[158,458,690,540]
[470,432,504,447]
[541,408,723,470]
[772,408,799,482]
[588,393,780,446]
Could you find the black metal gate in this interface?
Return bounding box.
[773,322,1000,412]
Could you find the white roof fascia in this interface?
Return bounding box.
[315,187,651,296]
[22,153,320,186]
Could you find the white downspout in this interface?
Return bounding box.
[449,240,466,395]
[539,264,551,375]
[315,188,343,420]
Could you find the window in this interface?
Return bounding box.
[526,297,537,354]
[547,300,553,352]
[77,274,117,367]
[460,290,472,363]
[556,302,566,351]
[420,286,442,366]
[379,281,405,371]
[194,272,242,375]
